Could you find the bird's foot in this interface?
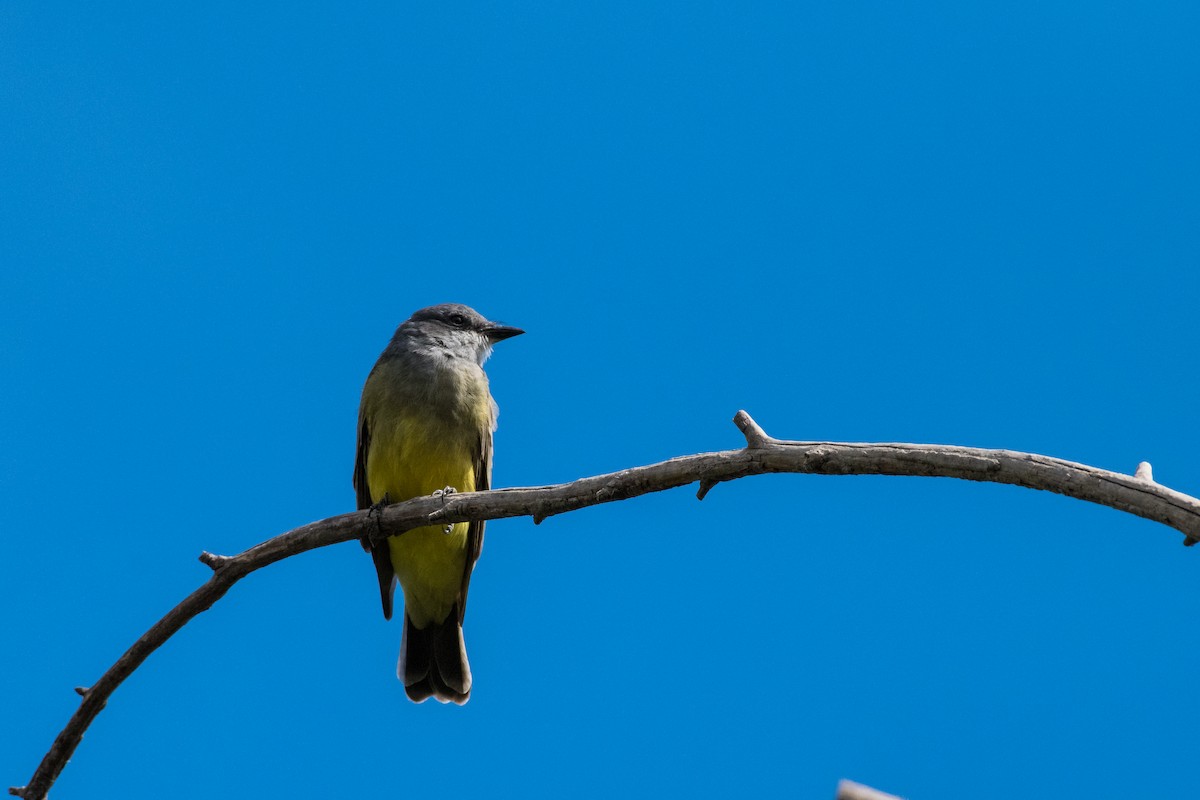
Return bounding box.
[433,487,457,533]
[363,493,391,546]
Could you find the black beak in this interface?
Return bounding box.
[484,323,525,342]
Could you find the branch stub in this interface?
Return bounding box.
[733,410,771,448]
[198,552,230,571]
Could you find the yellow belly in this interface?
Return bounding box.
[367,412,478,627]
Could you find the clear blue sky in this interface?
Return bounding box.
[2,2,1198,798]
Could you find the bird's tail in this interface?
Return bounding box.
[399,606,471,705]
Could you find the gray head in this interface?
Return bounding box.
[392,303,524,365]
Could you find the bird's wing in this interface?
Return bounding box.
[353,407,373,512]
[354,394,397,620]
[458,417,492,622]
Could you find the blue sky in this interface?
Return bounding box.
[2,2,1198,797]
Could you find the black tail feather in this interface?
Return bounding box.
[399,606,471,705]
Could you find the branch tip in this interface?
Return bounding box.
[1135,461,1154,482]
[198,552,230,570]
[532,512,547,525]
[1185,536,1198,547]
[836,778,903,800]
[732,410,771,448]
[696,478,718,501]
[9,787,28,798]
[74,686,89,697]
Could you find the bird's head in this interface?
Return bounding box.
[401,303,524,365]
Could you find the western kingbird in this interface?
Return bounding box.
[354,303,523,704]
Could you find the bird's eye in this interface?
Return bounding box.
[449,313,467,327]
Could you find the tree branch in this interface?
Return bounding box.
[11,410,1200,798]
[836,779,904,800]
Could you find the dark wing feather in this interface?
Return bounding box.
[354,396,397,620]
[457,422,491,622]
[353,411,374,513]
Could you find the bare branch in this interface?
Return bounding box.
[836,779,904,800]
[12,410,1200,798]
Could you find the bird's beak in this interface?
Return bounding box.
[484,324,525,342]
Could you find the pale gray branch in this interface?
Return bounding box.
[12,410,1200,798]
[836,779,904,800]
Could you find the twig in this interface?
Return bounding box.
[836,779,904,800]
[12,410,1200,799]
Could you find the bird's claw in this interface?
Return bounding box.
[363,493,392,547]
[368,492,392,516]
[431,487,457,534]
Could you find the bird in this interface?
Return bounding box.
[353,303,523,704]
